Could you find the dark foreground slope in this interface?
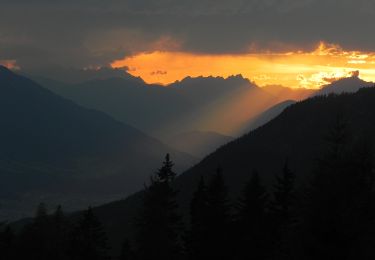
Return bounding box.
[0,66,195,220]
[179,87,375,190]
[87,87,375,253]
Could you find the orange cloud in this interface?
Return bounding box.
[0,60,19,70]
[111,42,375,89]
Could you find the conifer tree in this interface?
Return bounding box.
[34,202,49,231]
[51,205,69,260]
[119,239,136,260]
[295,119,375,259]
[272,160,296,224]
[69,207,109,260]
[15,202,52,260]
[238,170,268,224]
[270,160,296,258]
[205,168,231,260]
[207,168,229,224]
[187,176,210,260]
[236,170,269,259]
[0,225,14,259]
[136,154,182,260]
[33,202,51,259]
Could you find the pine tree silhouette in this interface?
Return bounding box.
[136,154,183,260]
[295,119,375,259]
[270,160,296,259]
[187,176,210,260]
[15,202,52,260]
[205,168,231,260]
[50,205,70,260]
[119,239,136,260]
[272,160,296,224]
[69,207,109,260]
[0,225,14,259]
[34,202,49,230]
[236,170,269,259]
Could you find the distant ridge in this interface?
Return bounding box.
[32,73,277,137]
[0,66,195,220]
[315,75,373,96]
[262,84,315,100]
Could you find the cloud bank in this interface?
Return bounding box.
[0,0,374,71]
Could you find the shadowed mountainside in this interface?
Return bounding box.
[81,86,375,253]
[236,76,374,136]
[0,66,195,220]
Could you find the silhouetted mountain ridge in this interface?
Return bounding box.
[31,73,277,137]
[315,75,373,96]
[25,66,145,85]
[262,84,315,100]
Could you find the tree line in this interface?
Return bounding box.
[1,120,375,259]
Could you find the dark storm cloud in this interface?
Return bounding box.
[0,0,374,70]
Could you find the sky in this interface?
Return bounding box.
[112,42,375,88]
[1,0,375,88]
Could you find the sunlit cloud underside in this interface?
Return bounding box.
[0,60,19,70]
[112,42,375,89]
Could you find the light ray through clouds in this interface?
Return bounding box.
[112,42,375,89]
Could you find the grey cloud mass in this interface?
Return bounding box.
[0,0,374,70]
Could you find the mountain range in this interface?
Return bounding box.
[4,64,375,255]
[262,84,315,100]
[32,73,280,138]
[315,75,374,96]
[3,66,374,222]
[0,66,195,220]
[33,70,373,138]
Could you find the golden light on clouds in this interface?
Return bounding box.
[0,60,19,70]
[111,42,375,89]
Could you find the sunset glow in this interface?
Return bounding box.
[0,60,19,70]
[111,42,375,89]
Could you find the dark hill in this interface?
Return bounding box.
[85,86,375,254]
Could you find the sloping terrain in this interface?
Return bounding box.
[0,66,195,220]
[85,87,375,253]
